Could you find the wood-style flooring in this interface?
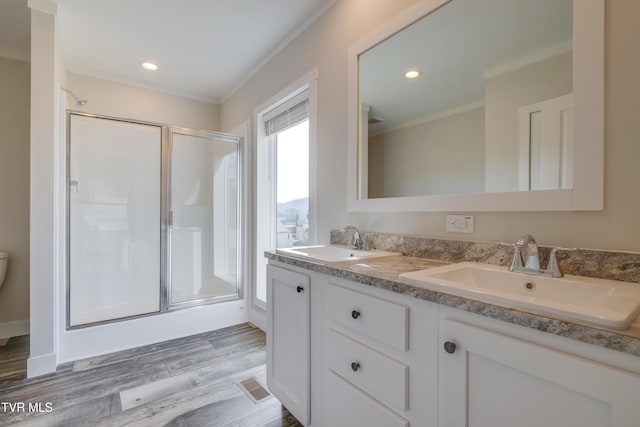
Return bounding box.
[0,335,29,382]
[0,324,302,427]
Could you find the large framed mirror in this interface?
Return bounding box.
[347,0,603,212]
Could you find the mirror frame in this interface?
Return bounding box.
[347,0,604,212]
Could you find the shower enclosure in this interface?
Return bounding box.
[67,113,241,327]
[168,129,240,307]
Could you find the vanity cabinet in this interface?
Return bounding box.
[439,308,640,427]
[267,258,640,426]
[266,264,311,425]
[319,275,439,427]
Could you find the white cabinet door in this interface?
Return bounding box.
[440,317,640,427]
[266,264,310,425]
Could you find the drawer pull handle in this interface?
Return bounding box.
[351,361,361,372]
[296,285,304,293]
[351,310,361,319]
[444,341,457,354]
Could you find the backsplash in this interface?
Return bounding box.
[330,230,640,284]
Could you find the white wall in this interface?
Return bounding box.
[368,107,485,198]
[221,0,640,253]
[221,0,423,244]
[0,57,30,338]
[28,2,59,377]
[66,72,220,130]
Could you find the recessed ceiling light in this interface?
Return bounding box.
[404,70,421,79]
[141,62,159,71]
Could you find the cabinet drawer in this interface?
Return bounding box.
[326,328,409,412]
[325,283,409,351]
[325,369,409,427]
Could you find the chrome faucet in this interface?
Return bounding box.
[517,234,540,270]
[362,232,373,251]
[341,226,362,250]
[505,234,577,277]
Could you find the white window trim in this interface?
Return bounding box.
[253,69,318,314]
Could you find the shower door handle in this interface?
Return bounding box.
[69,180,79,193]
[168,210,173,226]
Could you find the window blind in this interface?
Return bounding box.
[264,89,309,136]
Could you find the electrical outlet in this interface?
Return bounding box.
[446,215,474,234]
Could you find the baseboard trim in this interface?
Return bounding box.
[249,308,266,332]
[0,319,29,339]
[27,352,57,378]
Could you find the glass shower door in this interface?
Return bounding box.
[68,115,162,326]
[168,130,240,307]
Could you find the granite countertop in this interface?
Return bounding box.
[266,251,640,357]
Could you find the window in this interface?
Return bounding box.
[255,73,317,310]
[268,97,310,249]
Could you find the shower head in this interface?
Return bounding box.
[61,86,88,107]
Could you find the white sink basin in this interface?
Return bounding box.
[399,262,640,329]
[277,245,399,263]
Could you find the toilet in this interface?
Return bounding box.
[0,251,7,290]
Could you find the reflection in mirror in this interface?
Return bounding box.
[358,0,573,199]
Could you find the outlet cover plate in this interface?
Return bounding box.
[446,215,474,234]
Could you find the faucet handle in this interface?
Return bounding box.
[547,247,578,277]
[500,242,524,271]
[362,233,374,251]
[341,226,361,249]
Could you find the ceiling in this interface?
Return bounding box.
[0,0,336,103]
